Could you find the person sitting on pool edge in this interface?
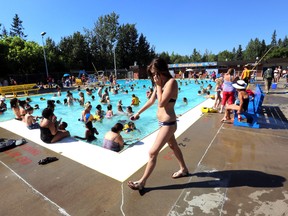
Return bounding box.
[24,107,41,130]
[39,108,70,143]
[103,123,124,152]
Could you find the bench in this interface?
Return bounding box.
[75,78,83,85]
[0,86,14,96]
[0,84,40,97]
[233,84,265,128]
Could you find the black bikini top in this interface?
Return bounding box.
[169,98,176,103]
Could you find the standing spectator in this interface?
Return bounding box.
[273,67,280,83]
[213,78,223,110]
[47,76,53,88]
[263,68,273,94]
[219,68,235,113]
[241,65,250,84]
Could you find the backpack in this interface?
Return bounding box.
[264,68,273,79]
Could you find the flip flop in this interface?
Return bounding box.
[38,157,59,165]
[127,181,144,190]
[172,170,189,179]
[15,138,27,146]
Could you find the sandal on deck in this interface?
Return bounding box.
[172,170,189,179]
[127,181,144,190]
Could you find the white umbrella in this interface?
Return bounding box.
[186,69,193,72]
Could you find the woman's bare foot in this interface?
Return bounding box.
[127,181,144,190]
[221,117,231,122]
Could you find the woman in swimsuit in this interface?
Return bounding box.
[102,123,124,152]
[39,108,70,143]
[128,57,189,191]
[221,80,249,122]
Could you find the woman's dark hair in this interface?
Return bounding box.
[107,104,112,110]
[227,68,234,75]
[111,123,124,133]
[85,121,93,130]
[126,106,133,112]
[96,104,102,110]
[10,98,19,108]
[147,58,172,86]
[18,100,27,108]
[61,122,68,129]
[42,107,54,119]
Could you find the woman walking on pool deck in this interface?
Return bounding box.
[128,57,189,191]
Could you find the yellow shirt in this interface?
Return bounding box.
[241,69,250,79]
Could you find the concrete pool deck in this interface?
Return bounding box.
[0,79,288,215]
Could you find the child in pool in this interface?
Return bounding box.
[74,121,99,142]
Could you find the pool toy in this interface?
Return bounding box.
[201,107,218,113]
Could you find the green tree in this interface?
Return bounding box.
[58,32,91,70]
[2,36,42,77]
[116,24,138,69]
[202,49,216,62]
[282,36,288,48]
[137,33,155,66]
[9,14,27,39]
[235,45,243,61]
[244,38,262,61]
[158,52,171,64]
[271,30,277,47]
[217,50,234,61]
[85,12,119,70]
[190,48,202,62]
[170,52,185,63]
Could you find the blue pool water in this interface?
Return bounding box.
[0,79,212,146]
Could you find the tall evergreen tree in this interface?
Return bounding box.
[137,33,154,66]
[190,48,202,62]
[116,24,138,69]
[271,30,277,47]
[10,14,27,39]
[235,45,243,60]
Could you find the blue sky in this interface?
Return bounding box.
[1,0,287,56]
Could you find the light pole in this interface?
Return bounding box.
[41,32,49,78]
[256,56,259,81]
[113,47,117,77]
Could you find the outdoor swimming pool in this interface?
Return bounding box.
[0,79,212,147]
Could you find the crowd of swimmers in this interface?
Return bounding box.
[1,69,233,152]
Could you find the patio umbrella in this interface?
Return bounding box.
[63,73,70,77]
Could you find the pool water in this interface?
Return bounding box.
[0,79,213,147]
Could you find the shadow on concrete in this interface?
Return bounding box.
[139,170,286,196]
[259,106,288,129]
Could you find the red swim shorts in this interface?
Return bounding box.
[221,91,235,105]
